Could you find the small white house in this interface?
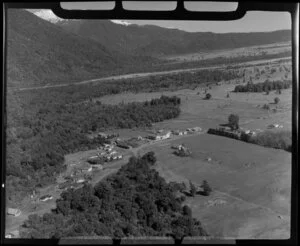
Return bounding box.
[39,195,53,202]
[7,208,21,217]
[76,178,85,184]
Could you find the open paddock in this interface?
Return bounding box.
[138,133,291,238]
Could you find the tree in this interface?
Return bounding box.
[141,151,156,165]
[189,180,196,197]
[228,114,239,130]
[262,104,270,110]
[201,180,212,196]
[205,93,212,100]
[182,205,192,217]
[274,97,280,104]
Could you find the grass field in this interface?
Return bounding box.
[137,133,291,239]
[164,41,291,63]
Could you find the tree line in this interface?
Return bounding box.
[233,79,291,93]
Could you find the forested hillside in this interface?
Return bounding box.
[6,9,158,88]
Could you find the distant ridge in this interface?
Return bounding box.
[57,19,291,56]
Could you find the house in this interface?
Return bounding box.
[158,131,171,140]
[268,123,280,129]
[76,178,85,184]
[7,208,21,217]
[192,127,202,132]
[39,195,53,202]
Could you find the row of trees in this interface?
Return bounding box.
[233,79,291,93]
[20,152,208,239]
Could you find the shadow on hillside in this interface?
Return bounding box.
[182,191,193,197]
[219,123,231,127]
[196,190,209,196]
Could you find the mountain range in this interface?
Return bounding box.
[7,9,291,88]
[58,19,291,56]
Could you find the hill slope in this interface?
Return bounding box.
[58,19,291,56]
[6,9,155,88]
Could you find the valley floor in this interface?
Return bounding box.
[6,54,292,239]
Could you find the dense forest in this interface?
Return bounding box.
[6,96,181,203]
[243,130,292,152]
[233,79,292,93]
[20,152,208,239]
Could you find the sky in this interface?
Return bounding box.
[41,1,291,33]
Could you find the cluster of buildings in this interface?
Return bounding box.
[267,123,283,129]
[172,144,192,157]
[97,143,123,162]
[147,131,171,140]
[172,127,202,136]
[147,127,202,140]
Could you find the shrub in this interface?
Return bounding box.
[201,180,212,196]
[205,93,212,100]
[182,205,192,217]
[274,97,280,104]
[189,180,197,197]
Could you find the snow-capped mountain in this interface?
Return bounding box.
[27,9,63,23]
[110,20,132,26]
[27,9,132,26]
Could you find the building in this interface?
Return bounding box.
[76,178,85,184]
[39,195,53,202]
[7,208,21,217]
[148,131,171,140]
[192,126,202,132]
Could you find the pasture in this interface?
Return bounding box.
[139,133,291,239]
